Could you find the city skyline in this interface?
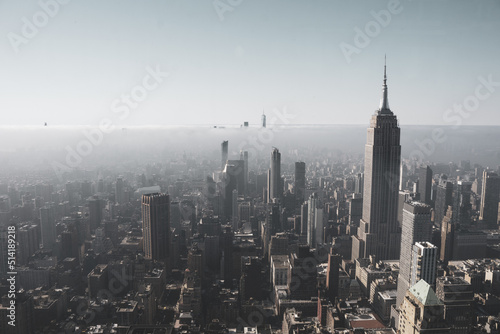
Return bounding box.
[0,2,499,332]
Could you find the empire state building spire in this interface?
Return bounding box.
[378,56,392,114]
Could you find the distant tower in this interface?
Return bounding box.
[222,160,244,221]
[115,177,125,204]
[418,165,433,205]
[434,175,453,227]
[480,170,500,226]
[440,206,455,263]
[240,150,249,194]
[326,249,341,303]
[352,59,401,261]
[142,193,170,262]
[396,202,432,308]
[262,111,266,128]
[267,148,281,203]
[294,162,306,202]
[221,140,228,170]
[300,202,308,236]
[306,193,323,247]
[40,205,56,250]
[88,196,103,232]
[452,180,472,226]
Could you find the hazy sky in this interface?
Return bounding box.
[0,0,499,126]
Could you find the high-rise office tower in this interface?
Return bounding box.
[262,112,266,128]
[222,160,244,220]
[307,193,318,247]
[40,205,56,250]
[268,202,281,234]
[326,249,341,303]
[267,148,281,203]
[240,150,249,194]
[396,202,432,308]
[115,177,125,204]
[300,202,308,236]
[480,170,500,226]
[348,194,363,226]
[142,193,170,262]
[434,175,453,227]
[88,196,103,232]
[289,245,317,300]
[294,162,306,202]
[221,140,228,169]
[418,166,433,205]
[352,61,401,261]
[409,241,438,287]
[232,189,238,231]
[354,173,364,195]
[440,206,455,263]
[452,180,472,226]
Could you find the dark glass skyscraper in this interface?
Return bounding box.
[418,165,433,205]
[142,193,170,262]
[294,161,306,202]
[267,147,281,203]
[352,62,401,261]
[480,170,500,226]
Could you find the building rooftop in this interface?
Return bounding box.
[409,280,442,306]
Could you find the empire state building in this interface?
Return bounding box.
[352,61,401,261]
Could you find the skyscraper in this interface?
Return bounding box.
[352,61,401,261]
[434,175,453,227]
[40,205,56,250]
[294,162,306,202]
[452,180,472,226]
[300,202,308,236]
[354,172,364,195]
[222,160,244,220]
[480,170,500,226]
[409,241,438,287]
[221,140,228,169]
[307,193,318,247]
[418,165,433,205]
[262,111,266,128]
[267,148,281,203]
[440,206,455,263]
[326,250,341,303]
[115,177,125,204]
[396,202,432,308]
[240,150,249,195]
[142,193,170,262]
[88,196,103,232]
